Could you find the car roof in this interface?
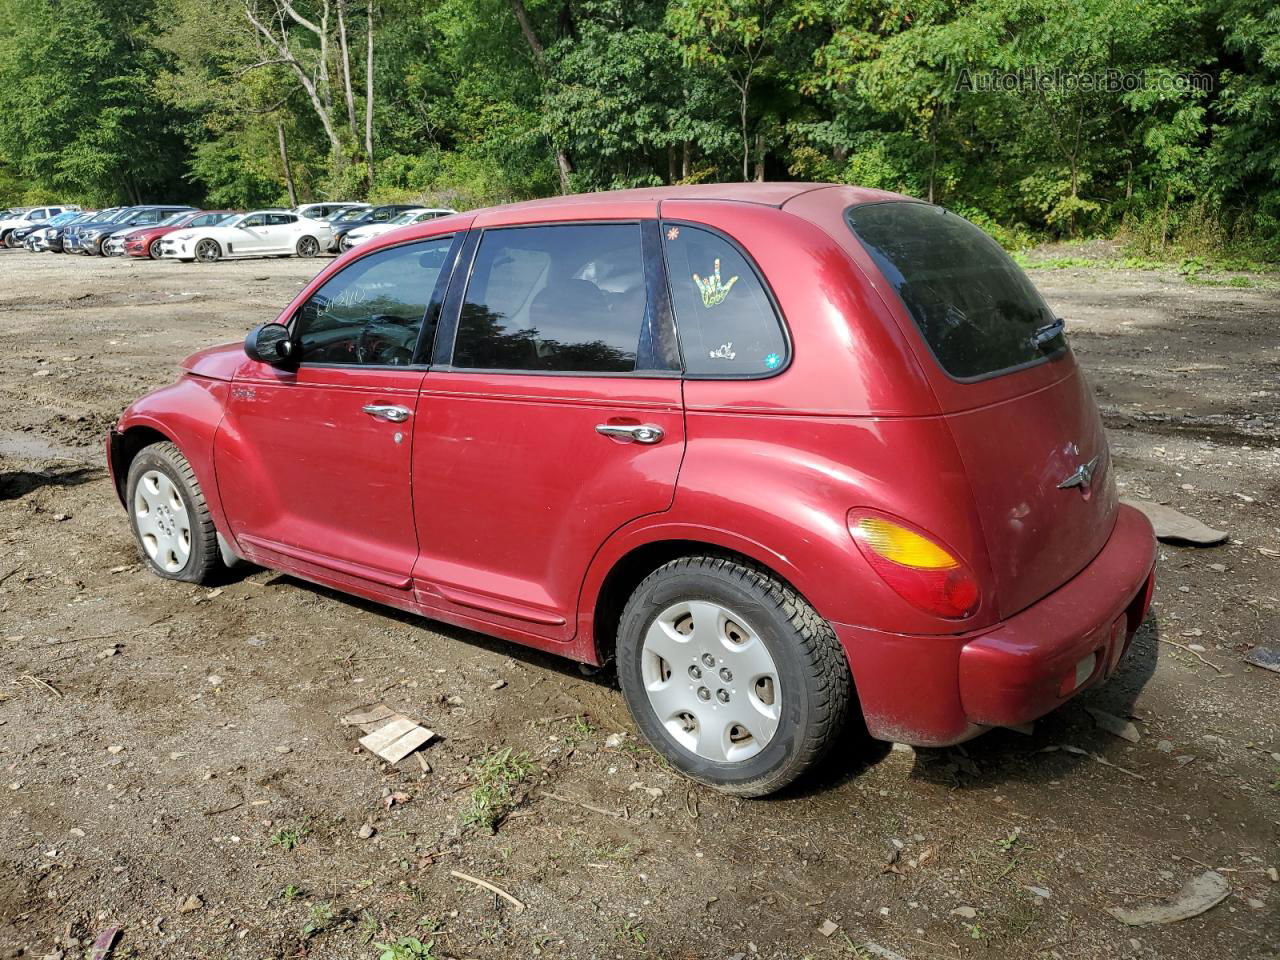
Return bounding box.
[473,182,894,216]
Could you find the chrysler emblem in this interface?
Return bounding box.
[1057,455,1100,491]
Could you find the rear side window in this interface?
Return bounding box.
[846,202,1063,380]
[662,224,787,376]
[267,213,296,225]
[453,224,650,374]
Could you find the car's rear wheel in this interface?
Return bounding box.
[295,235,319,258]
[194,239,221,263]
[149,239,163,259]
[616,556,851,797]
[126,442,219,584]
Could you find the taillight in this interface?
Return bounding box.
[848,512,980,619]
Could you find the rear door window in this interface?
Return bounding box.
[661,224,788,377]
[845,202,1064,380]
[453,223,657,374]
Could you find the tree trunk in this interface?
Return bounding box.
[753,132,765,182]
[739,87,749,182]
[278,122,298,207]
[507,0,572,193]
[336,0,358,137]
[668,144,677,184]
[682,141,691,180]
[365,1,375,188]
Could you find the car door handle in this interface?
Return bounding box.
[595,423,664,444]
[363,404,411,423]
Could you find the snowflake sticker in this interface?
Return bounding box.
[665,226,680,240]
[763,352,782,370]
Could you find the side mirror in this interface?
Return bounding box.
[244,323,295,367]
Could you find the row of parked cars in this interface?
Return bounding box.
[0,202,455,262]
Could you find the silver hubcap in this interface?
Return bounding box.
[197,240,217,261]
[133,470,191,573]
[641,600,781,763]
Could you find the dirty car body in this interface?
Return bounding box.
[108,183,1156,795]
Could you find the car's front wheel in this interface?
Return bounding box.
[295,235,319,258]
[125,442,219,584]
[148,239,163,259]
[616,556,852,796]
[194,239,221,263]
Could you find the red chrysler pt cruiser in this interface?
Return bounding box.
[107,183,1156,796]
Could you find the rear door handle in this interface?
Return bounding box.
[363,403,411,423]
[595,423,664,444]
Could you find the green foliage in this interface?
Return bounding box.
[375,936,435,960]
[460,747,535,832]
[0,0,1275,256]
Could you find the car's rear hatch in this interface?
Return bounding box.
[840,200,1118,621]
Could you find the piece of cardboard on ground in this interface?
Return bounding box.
[1122,499,1227,545]
[341,703,435,764]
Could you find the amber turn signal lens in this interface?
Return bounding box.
[849,514,980,619]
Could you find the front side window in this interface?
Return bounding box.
[662,224,788,377]
[240,214,266,227]
[453,223,650,374]
[845,202,1063,380]
[294,236,453,366]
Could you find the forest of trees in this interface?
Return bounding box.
[0,0,1276,256]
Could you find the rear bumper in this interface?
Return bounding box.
[833,504,1157,746]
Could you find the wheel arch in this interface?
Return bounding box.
[581,528,817,668]
[109,424,176,505]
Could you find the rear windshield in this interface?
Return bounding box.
[845,202,1064,380]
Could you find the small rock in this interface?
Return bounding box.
[1026,886,1051,899]
[1247,898,1264,909]
[1267,867,1278,883]
[51,514,68,522]
[106,745,124,755]
[68,828,85,838]
[274,746,291,755]
[604,733,626,748]
[951,906,978,919]
[358,823,375,839]
[445,695,464,707]
[207,675,222,686]
[1157,740,1174,753]
[1187,643,1207,653]
[489,679,507,691]
[179,895,203,913]
[1208,563,1226,573]
[817,919,839,937]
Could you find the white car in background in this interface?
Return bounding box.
[161,210,333,263]
[341,208,457,249]
[295,201,368,222]
[0,204,77,246]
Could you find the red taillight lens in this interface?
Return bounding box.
[849,513,980,619]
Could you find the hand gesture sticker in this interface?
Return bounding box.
[693,258,738,308]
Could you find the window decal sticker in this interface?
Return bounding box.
[763,352,782,369]
[709,342,736,360]
[693,258,738,308]
[665,226,680,241]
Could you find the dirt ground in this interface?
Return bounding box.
[0,245,1277,960]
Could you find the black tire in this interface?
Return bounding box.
[295,235,319,258]
[149,238,162,259]
[2,231,15,248]
[616,556,851,797]
[125,441,219,584]
[194,238,221,263]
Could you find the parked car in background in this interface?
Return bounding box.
[84,205,195,256]
[107,183,1157,797]
[43,210,102,253]
[0,204,76,246]
[64,207,137,254]
[120,210,238,259]
[326,204,422,252]
[161,209,332,262]
[11,209,83,250]
[341,208,457,249]
[295,201,367,222]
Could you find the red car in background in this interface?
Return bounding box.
[122,210,237,259]
[106,183,1156,796]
